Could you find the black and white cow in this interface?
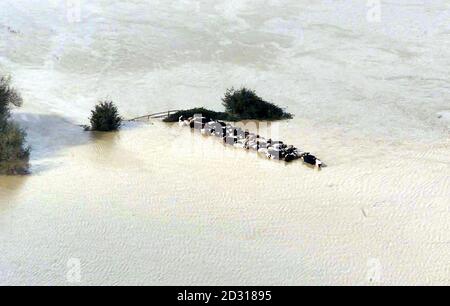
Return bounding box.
[302,153,322,168]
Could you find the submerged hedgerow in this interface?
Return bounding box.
[164,88,293,122]
[222,87,293,121]
[164,108,239,123]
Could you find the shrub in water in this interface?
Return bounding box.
[0,121,30,175]
[0,76,22,124]
[222,87,293,120]
[90,101,122,132]
[0,76,30,175]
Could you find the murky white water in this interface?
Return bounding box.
[0,0,449,285]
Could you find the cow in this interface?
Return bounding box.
[302,154,322,168]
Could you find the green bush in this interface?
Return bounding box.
[89,101,122,132]
[164,88,293,123]
[0,76,23,124]
[222,87,293,120]
[0,121,30,175]
[0,76,30,175]
[164,108,239,122]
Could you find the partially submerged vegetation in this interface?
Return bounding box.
[222,87,293,120]
[0,76,30,175]
[1,83,293,174]
[89,101,122,132]
[165,108,238,123]
[164,88,293,122]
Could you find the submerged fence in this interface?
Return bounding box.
[127,110,180,121]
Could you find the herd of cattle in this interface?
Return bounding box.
[179,116,323,168]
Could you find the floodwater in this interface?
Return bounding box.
[0,0,449,285]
